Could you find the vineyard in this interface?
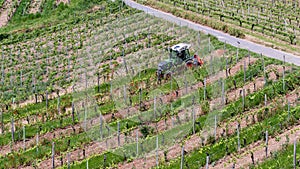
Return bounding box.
[0,0,299,169]
[134,0,300,55]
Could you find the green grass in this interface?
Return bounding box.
[253,142,300,169]
[0,0,129,41]
[0,0,4,8]
[159,106,300,169]
[11,0,31,21]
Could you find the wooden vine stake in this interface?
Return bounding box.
[198,31,201,47]
[139,86,142,110]
[46,91,48,111]
[236,47,239,63]
[110,81,113,100]
[294,139,297,169]
[170,73,173,92]
[156,135,159,167]
[67,152,70,169]
[237,123,240,152]
[214,115,217,140]
[97,72,100,93]
[265,130,268,157]
[283,55,286,91]
[243,59,246,83]
[11,117,14,145]
[154,96,157,120]
[208,37,211,52]
[248,49,250,65]
[117,121,120,146]
[20,70,22,87]
[1,63,3,85]
[123,85,127,105]
[0,111,3,134]
[192,106,195,134]
[180,146,184,169]
[262,54,266,85]
[204,78,207,100]
[36,132,39,154]
[84,104,87,131]
[52,142,55,169]
[86,159,89,169]
[72,102,75,124]
[264,94,267,107]
[242,89,245,111]
[226,58,229,78]
[23,126,26,151]
[99,113,103,139]
[221,80,225,106]
[136,129,139,157]
[185,75,188,95]
[206,154,210,169]
[288,101,291,120]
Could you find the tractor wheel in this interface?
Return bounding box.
[156,71,163,84]
[186,60,193,68]
[166,73,171,80]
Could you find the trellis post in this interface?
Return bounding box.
[265,130,268,157]
[237,124,240,152]
[294,139,297,169]
[52,142,55,169]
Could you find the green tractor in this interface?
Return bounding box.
[157,43,204,81]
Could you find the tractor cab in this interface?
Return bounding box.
[170,43,191,61]
[157,43,203,81]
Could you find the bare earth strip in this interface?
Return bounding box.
[0,0,21,27]
[28,0,43,14]
[55,0,69,5]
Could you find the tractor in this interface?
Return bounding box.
[157,43,204,81]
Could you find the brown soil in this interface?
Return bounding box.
[0,0,21,27]
[56,0,70,5]
[28,0,43,14]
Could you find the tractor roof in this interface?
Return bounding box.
[171,43,191,53]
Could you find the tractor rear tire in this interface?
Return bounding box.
[186,60,194,68]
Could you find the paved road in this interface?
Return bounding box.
[124,0,300,66]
